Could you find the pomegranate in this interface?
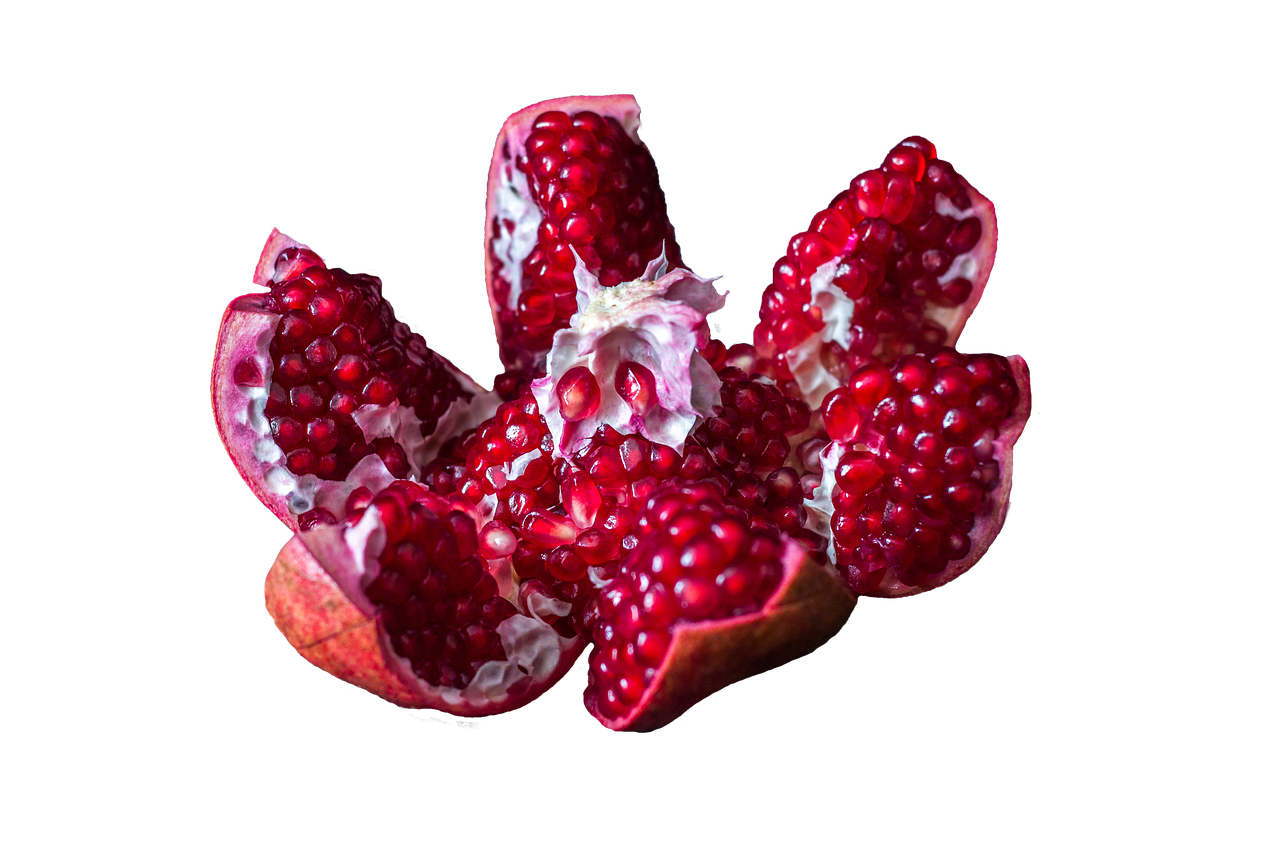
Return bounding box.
[212,230,498,529]
[212,96,1032,729]
[485,96,684,382]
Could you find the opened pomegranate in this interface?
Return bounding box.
[485,95,684,383]
[212,97,1032,729]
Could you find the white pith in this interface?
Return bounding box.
[804,440,842,568]
[924,193,987,335]
[531,251,725,457]
[491,166,541,309]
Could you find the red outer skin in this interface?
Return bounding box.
[592,540,857,732]
[868,354,1031,597]
[265,529,588,716]
[483,94,643,372]
[212,230,488,530]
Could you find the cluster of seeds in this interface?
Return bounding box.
[357,482,517,689]
[492,109,683,367]
[755,136,985,381]
[418,366,816,637]
[816,348,1019,592]
[584,482,786,722]
[245,247,466,482]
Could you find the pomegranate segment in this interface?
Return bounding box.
[754,137,998,408]
[582,483,854,731]
[213,230,495,529]
[485,95,684,377]
[266,480,585,714]
[805,348,1031,596]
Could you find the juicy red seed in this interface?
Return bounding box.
[946,218,983,255]
[362,375,398,405]
[557,366,601,422]
[562,472,603,529]
[811,208,853,247]
[522,509,578,547]
[518,289,556,327]
[850,363,892,407]
[650,445,681,477]
[345,486,373,514]
[308,289,343,334]
[883,145,927,181]
[893,357,932,391]
[942,481,983,513]
[852,170,885,218]
[615,361,658,416]
[836,451,882,494]
[821,387,862,442]
[298,509,336,530]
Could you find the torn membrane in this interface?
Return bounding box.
[532,251,726,457]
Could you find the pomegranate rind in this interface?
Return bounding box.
[588,541,856,732]
[484,94,643,373]
[266,513,588,716]
[253,228,310,288]
[266,536,424,707]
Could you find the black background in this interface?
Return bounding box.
[207,91,1039,737]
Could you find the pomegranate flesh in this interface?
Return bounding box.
[485,95,684,380]
[266,480,585,713]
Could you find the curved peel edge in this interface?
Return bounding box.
[596,540,857,732]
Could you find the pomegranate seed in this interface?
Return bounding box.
[615,361,658,416]
[821,387,862,443]
[556,366,601,422]
[562,472,603,529]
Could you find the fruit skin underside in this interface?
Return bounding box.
[215,94,1034,732]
